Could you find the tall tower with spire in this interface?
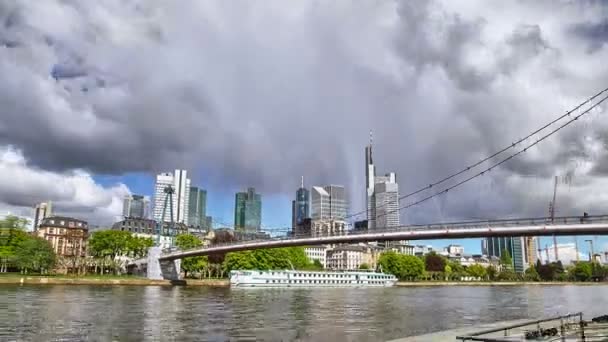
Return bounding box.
[366,130,377,229]
[292,177,310,235]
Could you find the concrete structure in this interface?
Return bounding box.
[36,216,88,258]
[153,170,191,225]
[123,195,150,219]
[444,244,464,255]
[188,187,207,229]
[311,186,330,220]
[413,245,434,256]
[326,245,373,270]
[524,236,537,266]
[33,202,52,230]
[387,242,415,255]
[234,188,262,232]
[304,245,328,268]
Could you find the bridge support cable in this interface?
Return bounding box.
[346,86,608,221]
[373,92,608,221]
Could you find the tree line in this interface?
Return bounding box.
[378,250,608,282]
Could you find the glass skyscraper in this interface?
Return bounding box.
[485,236,528,273]
[188,187,207,228]
[234,188,262,232]
[123,195,150,219]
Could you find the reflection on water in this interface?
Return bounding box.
[1,285,607,341]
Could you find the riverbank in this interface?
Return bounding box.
[396,281,606,286]
[0,275,229,287]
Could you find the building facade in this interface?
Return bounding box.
[444,244,464,255]
[123,195,150,219]
[36,216,88,258]
[326,245,374,271]
[311,185,347,220]
[485,236,531,273]
[234,188,262,232]
[153,170,191,224]
[374,176,399,229]
[304,245,328,268]
[188,187,207,228]
[311,219,347,237]
[33,201,53,230]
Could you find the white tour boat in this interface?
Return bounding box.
[229,269,397,288]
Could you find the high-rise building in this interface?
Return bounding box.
[123,195,150,219]
[234,188,262,232]
[153,170,191,224]
[292,177,310,235]
[366,132,377,229]
[311,186,331,220]
[33,201,52,230]
[485,236,530,273]
[375,173,399,229]
[364,133,400,231]
[188,187,207,228]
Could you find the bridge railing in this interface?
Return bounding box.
[167,215,608,255]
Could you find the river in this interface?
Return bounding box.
[1,285,607,341]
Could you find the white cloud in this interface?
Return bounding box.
[0,146,130,226]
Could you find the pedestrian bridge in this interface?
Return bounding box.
[130,215,608,280]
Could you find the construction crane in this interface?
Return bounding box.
[156,185,176,247]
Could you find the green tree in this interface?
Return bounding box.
[378,251,424,280]
[424,252,446,272]
[500,249,513,270]
[486,265,498,280]
[466,264,487,279]
[359,263,370,270]
[175,234,208,278]
[0,228,30,272]
[0,215,29,230]
[573,262,593,281]
[524,265,540,281]
[14,237,56,274]
[88,230,133,274]
[222,247,313,274]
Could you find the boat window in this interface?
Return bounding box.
[266,280,269,283]
[260,272,263,275]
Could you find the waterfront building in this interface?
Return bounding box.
[444,244,464,256]
[304,245,328,268]
[292,177,310,235]
[188,187,207,229]
[33,201,53,230]
[153,170,191,225]
[413,245,434,256]
[387,242,415,255]
[234,188,262,232]
[525,237,537,266]
[123,195,150,219]
[36,216,88,258]
[326,245,374,271]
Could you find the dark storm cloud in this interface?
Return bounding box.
[1,0,608,224]
[571,20,608,52]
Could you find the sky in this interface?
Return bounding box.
[1,0,608,257]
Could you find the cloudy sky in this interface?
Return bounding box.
[1,1,608,253]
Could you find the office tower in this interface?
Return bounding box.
[485,236,529,273]
[524,236,537,266]
[234,188,262,232]
[374,173,399,229]
[311,186,331,220]
[205,216,213,230]
[366,132,376,229]
[188,187,207,228]
[153,170,191,224]
[123,194,150,219]
[295,177,310,224]
[33,202,52,230]
[325,185,347,220]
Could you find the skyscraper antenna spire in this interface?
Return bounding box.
[369,130,373,147]
[301,176,304,189]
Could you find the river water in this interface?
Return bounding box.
[1,285,607,341]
